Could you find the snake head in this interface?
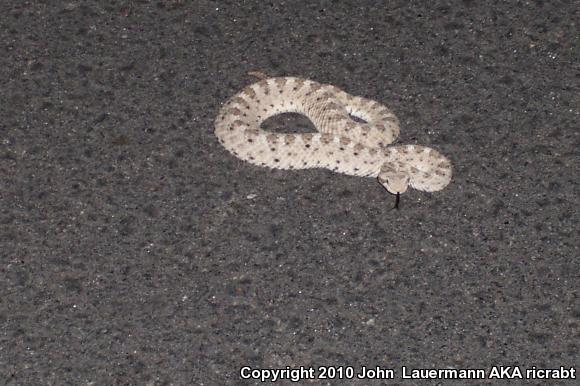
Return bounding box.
[378,145,453,195]
[378,169,410,195]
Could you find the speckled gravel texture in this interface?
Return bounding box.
[1,1,577,385]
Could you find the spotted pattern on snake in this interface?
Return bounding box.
[215,77,452,196]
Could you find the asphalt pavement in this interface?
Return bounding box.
[1,1,577,384]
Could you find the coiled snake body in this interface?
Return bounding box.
[215,77,452,200]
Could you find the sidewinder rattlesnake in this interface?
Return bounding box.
[215,76,452,203]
